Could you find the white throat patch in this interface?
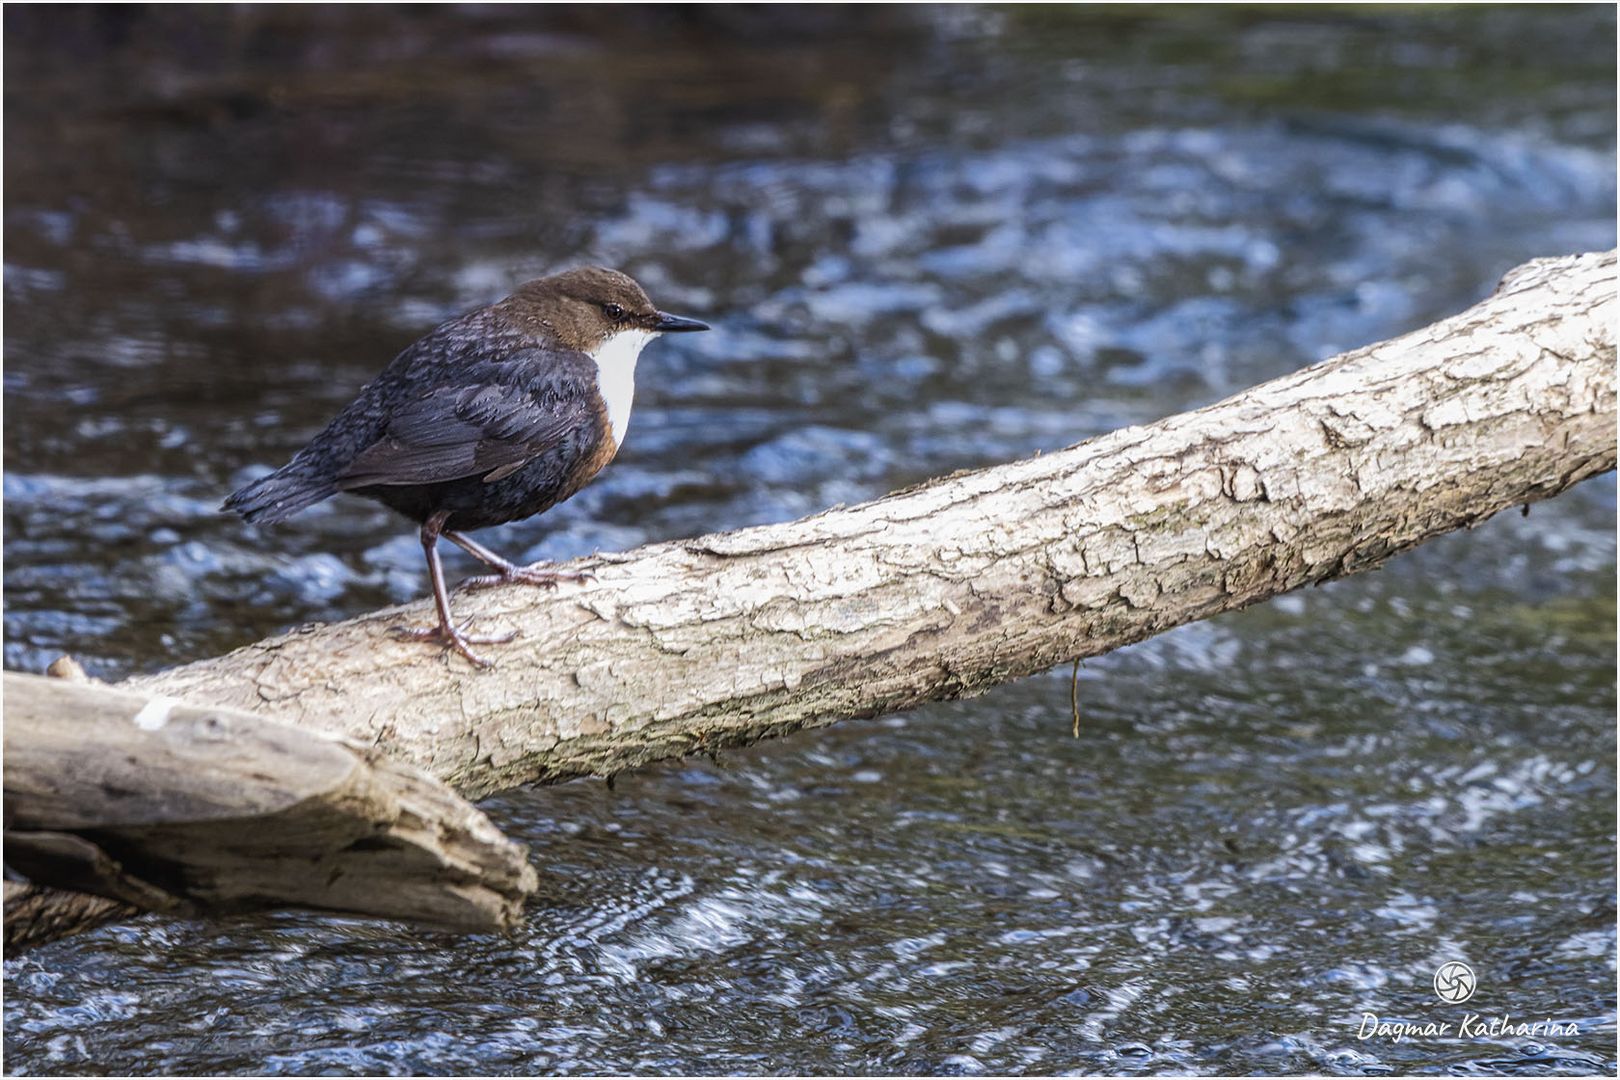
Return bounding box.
[589,329,656,448]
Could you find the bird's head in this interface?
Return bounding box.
[505,267,709,358]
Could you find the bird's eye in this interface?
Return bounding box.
[603,303,626,320]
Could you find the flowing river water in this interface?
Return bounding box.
[4,7,1615,1075]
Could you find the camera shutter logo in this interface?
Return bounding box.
[1433,961,1477,1004]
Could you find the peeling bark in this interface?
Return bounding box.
[97,249,1616,801]
[10,250,1613,949]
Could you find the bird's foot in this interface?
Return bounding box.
[389,619,516,668]
[460,565,597,592]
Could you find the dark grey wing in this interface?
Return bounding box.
[335,379,590,489]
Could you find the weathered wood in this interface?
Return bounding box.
[114,249,1614,799]
[3,672,538,946]
[10,250,1614,949]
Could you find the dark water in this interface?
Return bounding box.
[4,6,1615,1075]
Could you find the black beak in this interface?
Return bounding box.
[653,311,709,333]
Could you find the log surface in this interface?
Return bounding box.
[4,672,538,936]
[115,249,1615,803]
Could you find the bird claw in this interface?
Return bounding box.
[461,566,597,592]
[390,619,516,668]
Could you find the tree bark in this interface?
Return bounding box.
[4,671,538,946]
[101,249,1614,800]
[9,249,1613,950]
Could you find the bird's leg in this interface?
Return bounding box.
[445,530,596,592]
[390,511,515,667]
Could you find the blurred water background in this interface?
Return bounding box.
[3,5,1615,1075]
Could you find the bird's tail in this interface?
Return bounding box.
[222,464,337,526]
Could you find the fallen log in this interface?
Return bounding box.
[3,671,538,948]
[121,249,1614,797]
[8,249,1614,947]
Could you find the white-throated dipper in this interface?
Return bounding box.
[224,267,709,666]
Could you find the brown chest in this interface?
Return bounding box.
[557,391,621,502]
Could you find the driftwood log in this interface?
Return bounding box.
[4,671,537,950]
[7,248,1616,947]
[126,249,1617,796]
